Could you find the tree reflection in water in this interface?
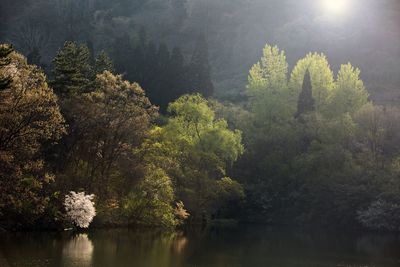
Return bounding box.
[62,233,93,266]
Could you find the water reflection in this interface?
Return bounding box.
[172,233,188,254]
[62,233,93,266]
[0,227,399,267]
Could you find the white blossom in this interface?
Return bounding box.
[64,191,96,228]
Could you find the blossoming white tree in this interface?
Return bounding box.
[64,191,96,228]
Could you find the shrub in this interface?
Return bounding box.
[64,191,96,228]
[357,200,400,231]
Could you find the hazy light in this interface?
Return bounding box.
[320,0,350,16]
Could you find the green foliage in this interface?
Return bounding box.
[94,51,115,74]
[2,36,400,232]
[51,41,94,96]
[188,34,214,97]
[160,94,244,221]
[0,48,65,226]
[247,44,291,125]
[111,31,197,112]
[290,53,334,114]
[236,43,400,228]
[122,165,177,227]
[295,69,315,118]
[54,71,157,199]
[328,63,369,117]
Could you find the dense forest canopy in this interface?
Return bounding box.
[0,0,400,232]
[1,0,399,104]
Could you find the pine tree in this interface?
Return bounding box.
[112,33,135,81]
[27,47,41,67]
[295,69,315,118]
[169,47,186,99]
[95,51,114,74]
[154,43,171,110]
[51,41,94,96]
[0,44,13,91]
[142,41,158,90]
[188,34,214,97]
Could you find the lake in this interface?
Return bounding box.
[0,225,399,267]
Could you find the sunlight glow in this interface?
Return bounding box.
[320,0,350,16]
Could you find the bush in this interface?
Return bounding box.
[357,200,400,231]
[122,166,177,227]
[64,191,96,228]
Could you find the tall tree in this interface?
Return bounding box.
[112,33,134,79]
[160,94,244,221]
[247,44,290,125]
[289,53,334,114]
[94,50,114,74]
[0,49,65,225]
[328,63,369,117]
[295,69,315,118]
[188,34,214,97]
[51,41,93,96]
[55,71,157,198]
[169,47,187,100]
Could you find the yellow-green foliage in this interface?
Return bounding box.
[159,94,244,221]
[328,63,369,116]
[122,165,177,227]
[247,45,292,125]
[290,52,334,114]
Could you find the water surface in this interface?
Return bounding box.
[1,226,399,267]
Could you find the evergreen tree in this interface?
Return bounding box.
[141,41,158,93]
[27,47,42,67]
[112,34,134,79]
[51,41,93,96]
[188,34,214,97]
[169,46,186,99]
[295,69,315,118]
[0,44,13,91]
[289,53,334,114]
[154,43,171,110]
[86,40,95,66]
[95,51,114,74]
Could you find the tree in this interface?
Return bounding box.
[354,105,400,168]
[290,53,334,114]
[247,44,290,125]
[94,50,114,74]
[55,71,157,198]
[188,34,214,97]
[169,47,187,99]
[122,165,176,227]
[0,49,65,225]
[357,200,400,232]
[51,41,93,96]
[295,69,315,118]
[160,94,244,221]
[0,44,13,90]
[64,191,96,228]
[328,63,369,117]
[112,33,134,78]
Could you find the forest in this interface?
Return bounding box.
[1,0,400,233]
